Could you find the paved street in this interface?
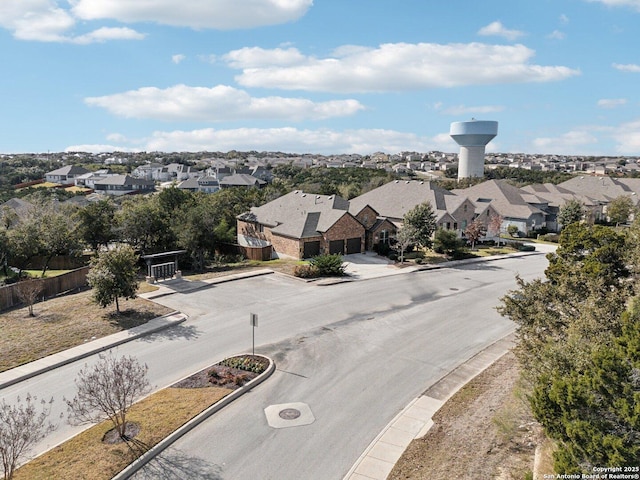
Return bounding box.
[2,253,548,478]
[132,255,547,480]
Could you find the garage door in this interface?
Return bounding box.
[303,241,320,258]
[329,240,344,255]
[346,237,362,254]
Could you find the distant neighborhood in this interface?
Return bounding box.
[2,149,639,263]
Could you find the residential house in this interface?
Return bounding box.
[74,169,117,189]
[521,183,602,230]
[1,198,32,222]
[45,165,90,184]
[219,173,266,189]
[348,180,482,236]
[177,175,220,194]
[92,175,155,196]
[454,180,548,234]
[237,191,365,259]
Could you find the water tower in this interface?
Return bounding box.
[450,119,498,179]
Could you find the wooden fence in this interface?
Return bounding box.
[218,243,273,262]
[0,267,90,312]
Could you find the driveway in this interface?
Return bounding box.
[342,252,417,280]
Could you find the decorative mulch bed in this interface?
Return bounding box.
[171,355,269,390]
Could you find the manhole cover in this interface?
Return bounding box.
[279,408,301,420]
[450,287,459,291]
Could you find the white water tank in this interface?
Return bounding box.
[450,120,498,179]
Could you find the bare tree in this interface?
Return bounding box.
[15,279,43,317]
[0,394,56,480]
[66,352,151,441]
[394,225,418,262]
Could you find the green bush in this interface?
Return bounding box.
[219,356,267,374]
[507,224,519,236]
[309,253,346,277]
[541,233,559,243]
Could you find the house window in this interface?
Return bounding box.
[461,220,467,230]
[453,222,458,230]
[445,222,450,230]
[380,230,389,244]
[463,204,467,212]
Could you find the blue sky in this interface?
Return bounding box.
[1,0,639,156]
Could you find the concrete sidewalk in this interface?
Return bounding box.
[343,333,516,480]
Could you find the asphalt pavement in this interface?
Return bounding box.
[1,246,551,479]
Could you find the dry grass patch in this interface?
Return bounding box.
[14,387,232,480]
[0,289,173,372]
[389,352,540,480]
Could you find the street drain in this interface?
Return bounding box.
[279,408,301,420]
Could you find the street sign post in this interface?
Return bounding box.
[250,313,258,355]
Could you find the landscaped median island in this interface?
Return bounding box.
[13,354,272,480]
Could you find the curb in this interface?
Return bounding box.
[0,312,187,390]
[113,354,276,480]
[141,269,274,299]
[343,332,516,480]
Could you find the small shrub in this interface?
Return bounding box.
[374,242,392,256]
[234,374,250,386]
[388,253,398,261]
[507,224,519,236]
[219,356,267,374]
[309,253,345,277]
[541,233,559,243]
[293,264,318,278]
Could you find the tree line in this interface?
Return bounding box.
[498,219,640,472]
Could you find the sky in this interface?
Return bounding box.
[1,0,639,156]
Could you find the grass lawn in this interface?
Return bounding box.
[0,287,173,373]
[23,269,71,278]
[13,387,233,480]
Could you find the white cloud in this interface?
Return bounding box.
[547,30,566,40]
[65,144,142,153]
[441,104,505,116]
[228,42,580,93]
[223,47,308,68]
[559,14,570,24]
[597,98,627,108]
[477,21,525,41]
[585,0,640,11]
[72,27,145,44]
[84,84,365,121]
[613,63,640,72]
[532,130,599,154]
[612,119,640,154]
[172,54,186,64]
[69,127,456,154]
[70,0,313,29]
[0,0,145,43]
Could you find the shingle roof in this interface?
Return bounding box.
[521,183,599,208]
[240,190,351,239]
[348,180,457,220]
[219,173,266,187]
[94,174,154,186]
[557,176,639,204]
[453,180,546,220]
[46,165,89,176]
